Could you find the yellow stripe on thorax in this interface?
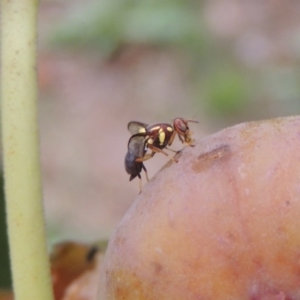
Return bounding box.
[159,132,165,145]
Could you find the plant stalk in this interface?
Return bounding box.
[1,0,54,299]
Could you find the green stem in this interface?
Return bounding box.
[1,1,54,299]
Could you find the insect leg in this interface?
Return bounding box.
[177,134,184,143]
[167,131,177,147]
[166,147,177,153]
[142,164,149,181]
[137,173,142,194]
[147,144,169,156]
[135,145,169,162]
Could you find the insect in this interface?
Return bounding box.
[124,134,149,194]
[127,117,198,162]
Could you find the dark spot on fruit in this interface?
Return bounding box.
[152,261,163,275]
[192,144,231,173]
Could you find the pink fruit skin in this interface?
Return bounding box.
[98,116,300,300]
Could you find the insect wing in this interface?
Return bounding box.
[128,134,147,158]
[127,121,148,135]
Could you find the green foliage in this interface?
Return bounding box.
[205,68,249,116]
[53,1,300,120]
[51,0,252,118]
[51,0,203,56]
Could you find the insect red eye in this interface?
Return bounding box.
[174,118,188,134]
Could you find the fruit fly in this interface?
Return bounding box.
[124,134,149,194]
[127,117,198,162]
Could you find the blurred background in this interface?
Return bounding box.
[1,0,300,289]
